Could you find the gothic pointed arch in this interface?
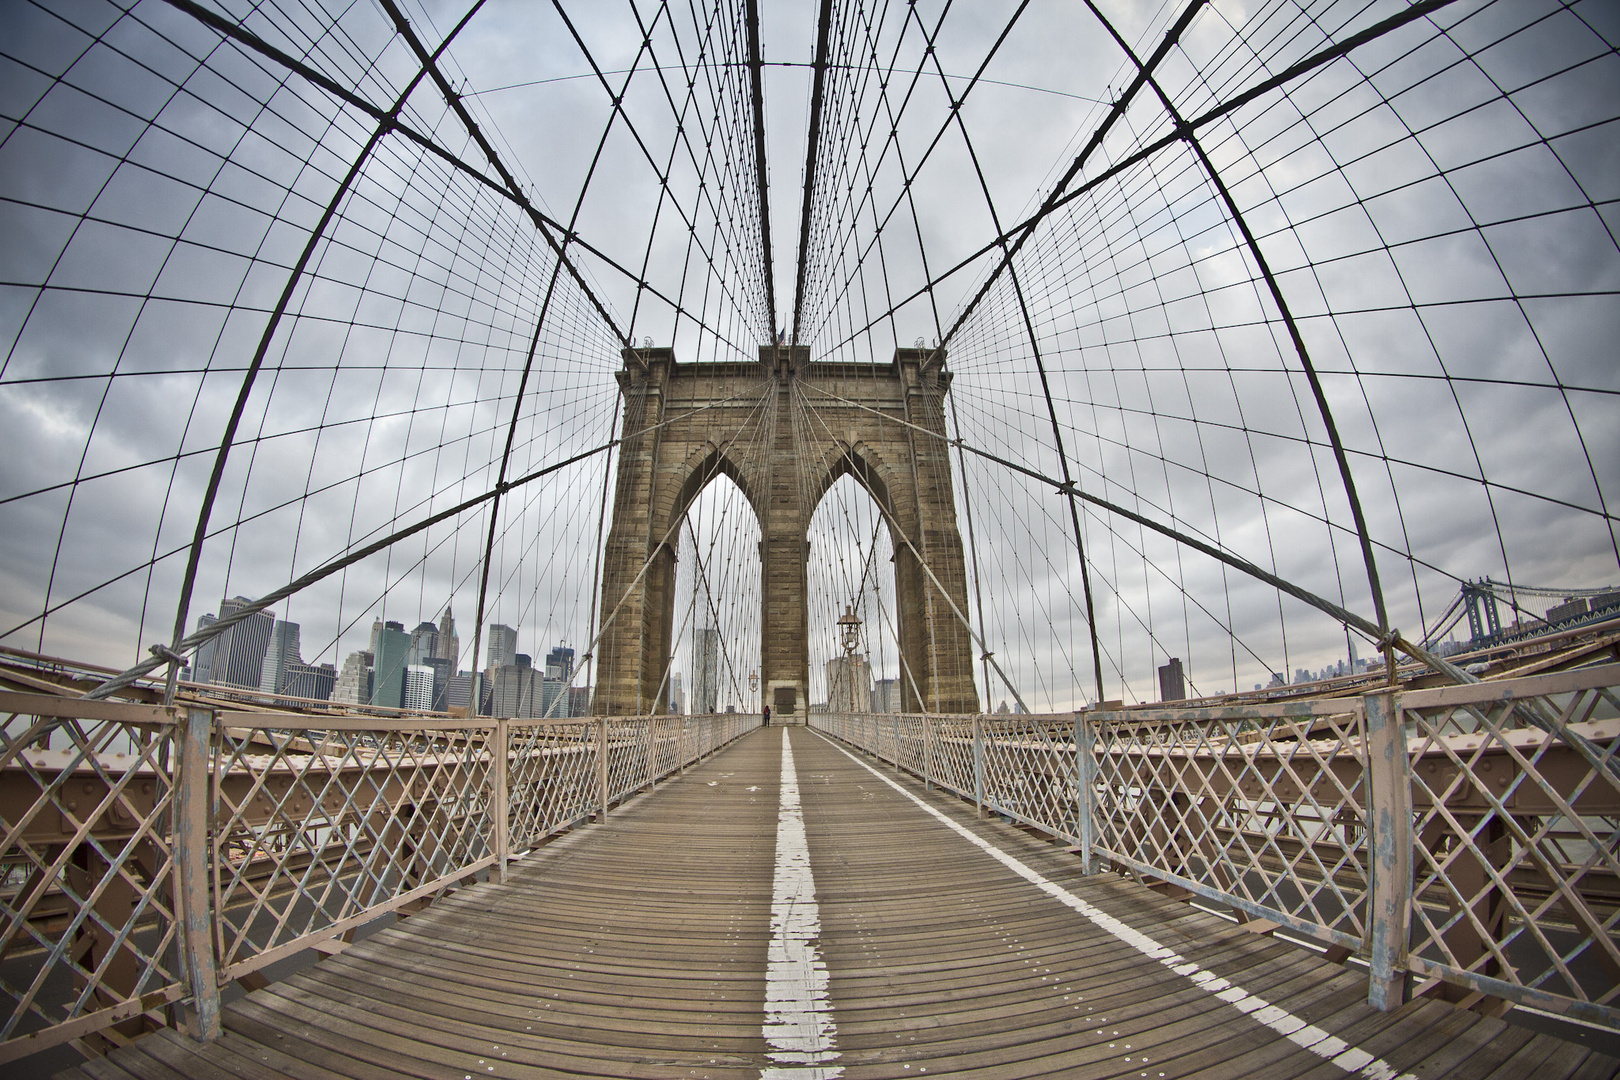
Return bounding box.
[593,347,978,717]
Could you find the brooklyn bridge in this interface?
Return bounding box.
[1,0,1617,1075]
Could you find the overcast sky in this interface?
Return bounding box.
[1,0,1615,709]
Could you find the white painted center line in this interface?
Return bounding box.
[821,735,1416,1080]
[761,733,842,1080]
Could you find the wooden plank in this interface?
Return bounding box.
[48,725,1613,1080]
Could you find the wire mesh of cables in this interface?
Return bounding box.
[0,0,779,702]
[1,0,1616,715]
[791,0,1618,710]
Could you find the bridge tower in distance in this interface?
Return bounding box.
[592,345,979,721]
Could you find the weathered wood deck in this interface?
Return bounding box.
[65,727,1619,1079]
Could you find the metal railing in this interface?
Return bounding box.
[0,695,757,1062]
[814,663,1620,1028]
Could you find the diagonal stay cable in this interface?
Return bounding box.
[793,379,1475,686]
[789,0,835,347]
[159,0,751,356]
[157,0,505,705]
[547,0,764,351]
[792,382,1029,713]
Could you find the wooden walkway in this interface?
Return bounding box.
[67,727,1618,1079]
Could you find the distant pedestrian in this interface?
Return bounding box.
[763,704,771,726]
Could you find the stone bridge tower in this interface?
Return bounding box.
[592,345,979,721]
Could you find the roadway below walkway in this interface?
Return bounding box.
[65,726,1618,1079]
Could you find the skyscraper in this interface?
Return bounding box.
[371,621,410,709]
[1158,657,1186,702]
[199,597,274,690]
[692,627,720,714]
[333,650,373,705]
[259,619,303,695]
[490,654,538,717]
[409,621,439,665]
[421,655,452,710]
[281,661,335,703]
[446,671,473,714]
[191,612,218,684]
[825,654,871,714]
[486,623,517,671]
[436,606,459,667]
[540,676,569,718]
[545,645,574,682]
[403,664,435,711]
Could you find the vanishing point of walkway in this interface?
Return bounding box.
[68,727,1619,1079]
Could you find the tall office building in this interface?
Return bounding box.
[691,627,720,714]
[370,620,410,709]
[486,623,518,671]
[446,671,473,714]
[259,620,303,695]
[490,654,537,718]
[403,665,435,711]
[196,597,274,690]
[1158,657,1186,702]
[281,661,335,702]
[826,654,872,714]
[191,613,218,684]
[669,673,685,715]
[545,645,574,682]
[333,650,373,705]
[540,677,569,718]
[421,655,452,710]
[871,678,900,714]
[436,606,459,667]
[409,621,439,665]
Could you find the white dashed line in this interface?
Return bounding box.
[761,734,842,1079]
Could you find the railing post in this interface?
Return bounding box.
[1364,689,1412,1010]
[1076,711,1095,874]
[644,718,656,790]
[175,706,220,1040]
[494,719,509,884]
[597,718,610,821]
[973,715,985,818]
[925,717,935,790]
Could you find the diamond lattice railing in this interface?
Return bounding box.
[0,695,183,1053]
[813,673,1620,1024]
[506,720,599,849]
[604,719,650,804]
[1399,668,1620,1021]
[1091,703,1370,948]
[930,717,975,798]
[980,716,1080,841]
[211,718,499,980]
